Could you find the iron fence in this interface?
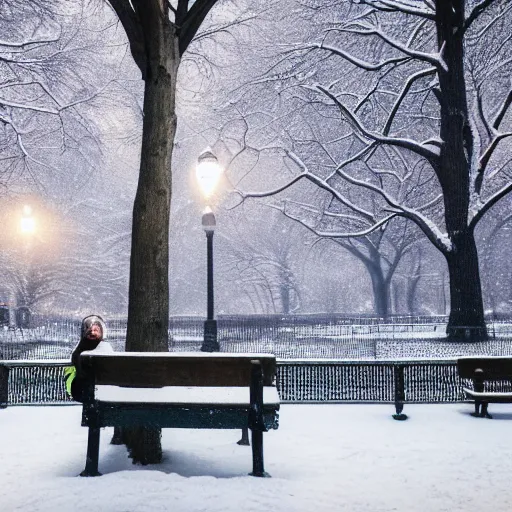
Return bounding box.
[3,358,510,407]
[2,315,512,361]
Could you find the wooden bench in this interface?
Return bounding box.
[79,352,280,477]
[457,357,512,418]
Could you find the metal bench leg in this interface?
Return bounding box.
[81,427,102,476]
[237,427,250,446]
[481,402,492,419]
[250,429,269,477]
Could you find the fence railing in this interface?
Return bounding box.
[4,358,511,410]
[2,315,512,361]
[3,335,512,361]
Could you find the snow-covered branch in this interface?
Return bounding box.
[352,0,435,20]
[470,181,512,230]
[315,41,410,71]
[316,84,440,161]
[337,24,445,70]
[321,157,450,252]
[391,207,451,253]
[234,150,375,221]
[270,200,397,239]
[477,132,512,189]
[383,67,437,135]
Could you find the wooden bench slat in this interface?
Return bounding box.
[463,388,512,402]
[457,357,512,380]
[81,352,277,387]
[94,385,281,406]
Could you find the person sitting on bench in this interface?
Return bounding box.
[64,315,113,402]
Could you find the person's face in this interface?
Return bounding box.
[86,323,102,341]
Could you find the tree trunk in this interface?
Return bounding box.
[445,230,486,338]
[124,6,179,463]
[435,0,486,338]
[367,263,390,319]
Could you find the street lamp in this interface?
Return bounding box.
[196,148,222,352]
[20,205,35,235]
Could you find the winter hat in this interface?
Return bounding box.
[81,315,107,339]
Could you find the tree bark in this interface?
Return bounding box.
[123,2,179,464]
[435,0,486,338]
[445,231,486,338]
[126,6,178,353]
[367,263,390,319]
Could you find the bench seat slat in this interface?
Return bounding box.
[94,385,280,406]
[463,387,512,402]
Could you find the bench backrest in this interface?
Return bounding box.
[457,357,512,380]
[80,352,277,388]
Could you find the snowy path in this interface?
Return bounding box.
[1,404,511,511]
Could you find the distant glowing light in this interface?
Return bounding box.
[20,205,36,234]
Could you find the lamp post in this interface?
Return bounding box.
[196,148,222,352]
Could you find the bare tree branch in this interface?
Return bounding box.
[464,0,498,34]
[353,0,435,19]
[492,89,512,130]
[106,0,146,77]
[383,67,437,135]
[315,40,410,71]
[0,34,60,47]
[178,0,218,56]
[277,203,398,238]
[234,149,376,220]
[470,181,512,230]
[477,132,512,189]
[338,24,446,70]
[316,84,440,161]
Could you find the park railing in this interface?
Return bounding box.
[2,314,512,360]
[3,358,511,410]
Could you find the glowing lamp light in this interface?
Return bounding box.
[20,205,35,234]
[196,147,222,199]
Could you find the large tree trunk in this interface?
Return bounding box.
[124,5,179,463]
[445,231,486,338]
[367,263,390,319]
[435,0,486,338]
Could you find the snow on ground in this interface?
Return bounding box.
[1,403,512,512]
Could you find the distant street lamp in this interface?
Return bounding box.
[196,148,222,352]
[20,205,35,235]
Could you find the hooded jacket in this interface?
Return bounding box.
[65,315,113,400]
[71,315,111,372]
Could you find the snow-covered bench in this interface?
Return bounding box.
[457,356,512,419]
[79,352,280,477]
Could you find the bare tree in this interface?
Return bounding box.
[219,206,302,314]
[233,0,512,338]
[0,1,131,196]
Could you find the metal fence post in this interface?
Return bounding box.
[393,364,407,420]
[0,364,9,408]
